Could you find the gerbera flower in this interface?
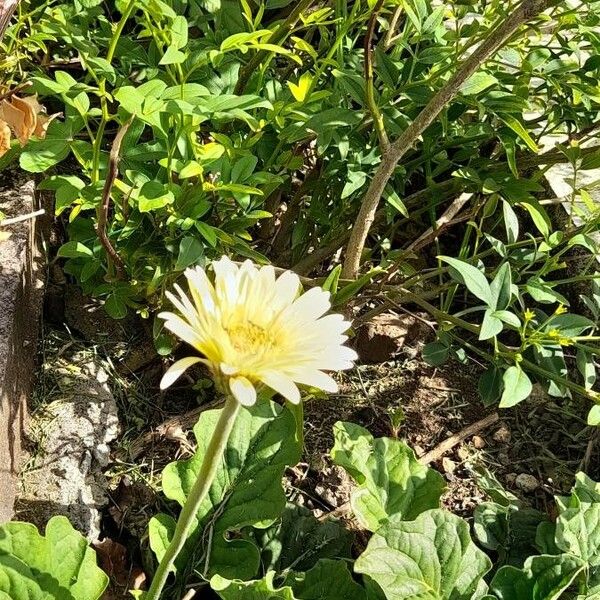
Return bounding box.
[158,256,357,406]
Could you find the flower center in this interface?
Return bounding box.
[227,322,274,354]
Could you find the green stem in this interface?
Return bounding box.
[287,400,304,451]
[146,396,241,600]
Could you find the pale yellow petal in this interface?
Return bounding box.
[259,370,301,404]
[160,356,203,389]
[159,312,205,349]
[291,369,338,392]
[273,269,301,310]
[229,376,257,406]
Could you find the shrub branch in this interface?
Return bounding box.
[342,0,557,279]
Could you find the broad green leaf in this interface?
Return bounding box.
[588,405,600,426]
[175,236,204,270]
[331,422,445,531]
[519,199,551,237]
[322,265,342,295]
[489,554,585,600]
[287,559,366,600]
[478,366,503,407]
[212,559,366,600]
[479,310,503,340]
[0,516,108,600]
[439,256,493,306]
[423,342,449,366]
[499,366,532,408]
[354,509,492,599]
[150,401,301,580]
[460,72,499,96]
[138,181,175,212]
[211,571,296,599]
[57,241,93,258]
[257,503,353,573]
[556,502,600,566]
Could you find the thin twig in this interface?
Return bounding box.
[0,208,44,226]
[384,5,404,49]
[96,115,134,280]
[342,0,556,279]
[419,413,500,465]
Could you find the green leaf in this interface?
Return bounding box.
[211,571,296,599]
[439,256,493,306]
[322,265,342,295]
[354,509,492,599]
[57,241,93,259]
[499,366,532,408]
[422,341,449,366]
[138,181,175,212]
[490,263,512,311]
[257,503,353,573]
[502,200,519,243]
[212,559,366,600]
[20,137,70,173]
[519,198,551,237]
[330,422,445,531]
[175,236,204,270]
[489,554,585,600]
[478,366,503,407]
[480,310,503,340]
[588,405,600,426]
[499,115,539,153]
[460,72,499,96]
[0,516,108,600]
[159,45,187,65]
[150,400,301,581]
[286,559,366,600]
[556,501,600,566]
[104,292,128,319]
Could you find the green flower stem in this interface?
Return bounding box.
[146,395,241,600]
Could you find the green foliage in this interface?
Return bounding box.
[0,516,108,600]
[330,421,445,531]
[149,399,302,583]
[355,510,493,599]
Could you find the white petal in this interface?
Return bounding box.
[160,357,203,389]
[292,369,338,393]
[159,312,204,349]
[229,376,257,406]
[273,270,301,309]
[220,362,239,375]
[287,286,331,322]
[259,370,301,404]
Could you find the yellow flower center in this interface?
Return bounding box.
[227,322,275,354]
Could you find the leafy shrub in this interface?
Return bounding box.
[2,0,598,413]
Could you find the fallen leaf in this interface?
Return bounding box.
[0,99,27,144]
[0,119,10,157]
[34,112,58,138]
[9,96,37,143]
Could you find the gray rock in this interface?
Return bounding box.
[17,354,119,540]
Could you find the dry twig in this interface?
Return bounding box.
[419,412,500,465]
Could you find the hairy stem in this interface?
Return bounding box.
[342,0,556,279]
[146,396,241,600]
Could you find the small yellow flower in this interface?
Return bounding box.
[558,338,573,347]
[159,257,358,406]
[524,309,535,322]
[554,304,567,315]
[548,329,560,338]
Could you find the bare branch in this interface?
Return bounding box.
[96,115,133,280]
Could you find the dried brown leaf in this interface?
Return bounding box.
[0,118,10,157]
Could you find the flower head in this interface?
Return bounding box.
[159,257,357,406]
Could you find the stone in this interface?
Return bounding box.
[515,473,539,493]
[355,312,432,363]
[0,171,44,522]
[16,354,119,539]
[493,424,511,444]
[472,435,486,449]
[442,457,457,475]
